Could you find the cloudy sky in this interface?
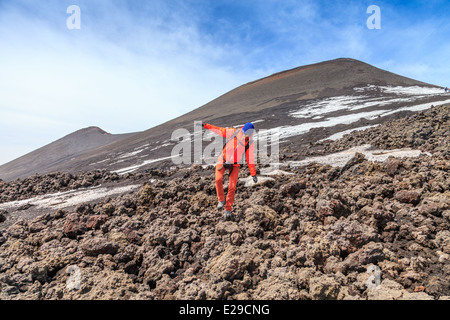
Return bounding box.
[1,0,449,165]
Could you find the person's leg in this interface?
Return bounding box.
[224,166,240,212]
[215,164,226,203]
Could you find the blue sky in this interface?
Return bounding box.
[0,0,449,165]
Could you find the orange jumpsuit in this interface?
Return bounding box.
[203,123,257,212]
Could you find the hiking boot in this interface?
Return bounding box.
[224,211,232,220]
[217,201,226,210]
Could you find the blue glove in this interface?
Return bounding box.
[253,176,258,183]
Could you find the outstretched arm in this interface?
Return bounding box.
[203,123,237,139]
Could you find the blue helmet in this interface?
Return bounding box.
[242,122,255,135]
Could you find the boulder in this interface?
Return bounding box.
[395,190,421,205]
[81,237,119,257]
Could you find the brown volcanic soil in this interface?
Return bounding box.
[0,104,448,300]
[194,57,433,118]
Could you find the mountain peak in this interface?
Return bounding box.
[73,126,109,135]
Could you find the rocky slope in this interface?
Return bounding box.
[0,104,449,300]
[313,101,449,157]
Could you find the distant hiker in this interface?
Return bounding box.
[445,87,448,93]
[202,122,257,220]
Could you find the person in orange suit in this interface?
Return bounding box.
[202,122,258,219]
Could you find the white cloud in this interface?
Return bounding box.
[0,1,258,165]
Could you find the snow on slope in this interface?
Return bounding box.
[112,155,177,175]
[267,85,450,142]
[109,85,449,173]
[287,144,431,168]
[290,85,445,118]
[0,184,141,212]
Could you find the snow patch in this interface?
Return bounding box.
[378,86,443,96]
[239,167,292,187]
[113,155,176,175]
[271,99,449,141]
[150,142,174,152]
[291,95,365,118]
[353,85,444,96]
[89,158,111,166]
[241,176,275,187]
[118,149,145,159]
[262,110,388,140]
[260,168,294,176]
[287,144,431,168]
[291,85,446,120]
[0,185,140,211]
